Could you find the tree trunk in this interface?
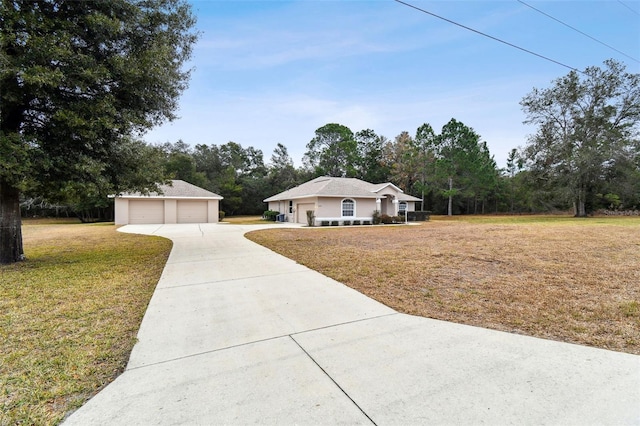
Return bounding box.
[574,187,587,217]
[575,199,587,217]
[0,179,24,264]
[447,176,453,216]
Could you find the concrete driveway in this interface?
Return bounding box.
[64,223,640,425]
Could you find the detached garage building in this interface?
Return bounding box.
[114,180,223,225]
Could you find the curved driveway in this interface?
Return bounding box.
[64,223,640,425]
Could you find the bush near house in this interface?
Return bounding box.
[372,210,381,225]
[407,211,431,221]
[306,210,315,227]
[263,210,279,221]
[381,214,393,224]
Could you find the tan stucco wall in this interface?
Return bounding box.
[114,198,128,225]
[164,199,177,223]
[315,197,377,222]
[376,186,398,197]
[293,197,316,224]
[268,198,318,223]
[268,201,286,214]
[208,199,219,223]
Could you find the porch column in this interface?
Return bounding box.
[392,199,399,216]
[376,198,381,212]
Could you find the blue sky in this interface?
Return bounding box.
[144,0,640,168]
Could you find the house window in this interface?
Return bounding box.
[398,201,407,212]
[342,199,355,217]
[289,200,293,214]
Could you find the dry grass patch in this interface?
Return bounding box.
[246,216,640,354]
[0,220,171,425]
[223,215,266,225]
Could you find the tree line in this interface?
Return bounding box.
[149,118,502,217]
[96,69,639,219]
[1,0,638,264]
[20,59,640,220]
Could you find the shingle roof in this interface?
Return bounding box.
[264,176,421,202]
[118,180,223,199]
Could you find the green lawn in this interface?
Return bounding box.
[0,220,172,425]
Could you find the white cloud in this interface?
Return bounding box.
[144,0,639,171]
[145,73,533,168]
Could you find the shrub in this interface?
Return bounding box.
[392,215,402,223]
[381,214,393,224]
[363,220,371,225]
[219,210,226,221]
[342,220,351,226]
[306,210,316,227]
[331,220,339,226]
[263,210,279,221]
[353,220,361,225]
[372,210,381,225]
[407,211,431,221]
[321,221,330,226]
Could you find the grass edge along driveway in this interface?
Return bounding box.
[0,220,172,426]
[246,215,640,356]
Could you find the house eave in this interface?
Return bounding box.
[117,195,223,200]
[264,194,380,202]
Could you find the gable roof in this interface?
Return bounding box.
[264,176,421,202]
[118,180,223,199]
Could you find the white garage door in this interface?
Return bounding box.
[177,200,208,223]
[129,200,165,224]
[296,203,315,224]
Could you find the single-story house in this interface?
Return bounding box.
[114,180,223,225]
[264,176,422,225]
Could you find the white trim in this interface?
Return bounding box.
[372,182,404,193]
[316,216,372,222]
[265,194,378,202]
[117,195,223,200]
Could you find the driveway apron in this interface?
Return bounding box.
[64,223,640,425]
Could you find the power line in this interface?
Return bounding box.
[518,0,640,63]
[618,0,640,16]
[393,0,582,73]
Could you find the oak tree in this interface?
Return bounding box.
[520,60,640,216]
[0,0,197,263]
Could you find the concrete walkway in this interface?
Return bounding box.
[64,223,640,425]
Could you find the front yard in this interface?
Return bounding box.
[2,215,638,425]
[246,215,640,355]
[0,220,172,425]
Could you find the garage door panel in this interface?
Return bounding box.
[177,201,208,223]
[129,200,165,224]
[297,203,315,224]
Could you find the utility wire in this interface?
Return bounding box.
[518,0,640,63]
[393,0,582,73]
[618,0,640,16]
